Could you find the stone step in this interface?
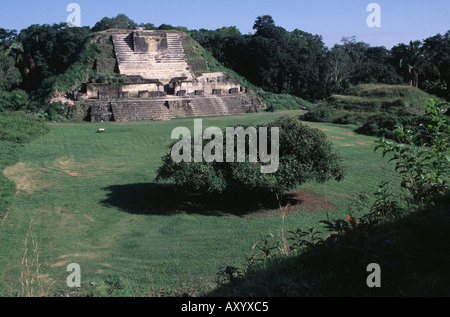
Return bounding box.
[190,97,231,117]
[188,96,251,117]
[154,59,187,63]
[112,31,192,81]
[90,94,260,122]
[110,101,174,122]
[119,63,186,67]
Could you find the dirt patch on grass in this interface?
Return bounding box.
[51,260,71,268]
[57,158,74,168]
[58,253,98,260]
[279,190,336,214]
[83,214,95,222]
[64,170,81,177]
[1,211,9,228]
[51,253,99,268]
[329,136,346,140]
[341,141,371,147]
[3,162,52,193]
[56,157,90,177]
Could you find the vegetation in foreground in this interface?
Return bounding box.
[207,100,449,297]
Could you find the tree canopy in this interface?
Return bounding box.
[92,14,138,32]
[156,117,345,198]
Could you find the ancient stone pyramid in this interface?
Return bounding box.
[74,29,265,122]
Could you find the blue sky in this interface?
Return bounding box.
[1,0,449,48]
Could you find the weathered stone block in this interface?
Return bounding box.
[90,103,113,122]
[118,92,129,99]
[99,92,109,99]
[77,93,88,101]
[133,35,149,53]
[138,91,149,98]
[157,91,167,97]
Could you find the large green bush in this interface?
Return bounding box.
[0,89,30,112]
[156,116,345,198]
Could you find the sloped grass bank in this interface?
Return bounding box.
[207,205,450,297]
[301,84,448,137]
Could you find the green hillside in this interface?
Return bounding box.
[331,84,444,113]
[301,84,448,137]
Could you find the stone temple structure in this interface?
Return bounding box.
[73,29,264,122]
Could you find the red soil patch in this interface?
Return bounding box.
[329,136,346,140]
[273,190,336,215]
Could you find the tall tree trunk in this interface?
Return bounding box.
[409,66,420,88]
[413,68,419,88]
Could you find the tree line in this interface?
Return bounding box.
[0,14,449,114]
[190,15,450,102]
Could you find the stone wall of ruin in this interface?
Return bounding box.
[85,93,264,122]
[173,72,241,96]
[86,83,164,99]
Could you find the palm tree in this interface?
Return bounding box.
[6,41,24,64]
[399,41,427,88]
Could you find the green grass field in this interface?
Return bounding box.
[0,110,401,296]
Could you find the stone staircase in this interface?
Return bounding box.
[110,100,174,122]
[189,96,250,117]
[189,97,228,117]
[156,33,186,64]
[88,94,263,122]
[112,32,192,83]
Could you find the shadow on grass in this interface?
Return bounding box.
[101,183,316,217]
[205,205,450,297]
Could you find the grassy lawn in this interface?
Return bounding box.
[0,110,400,296]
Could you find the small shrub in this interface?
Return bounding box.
[0,89,33,112]
[375,99,449,207]
[332,112,365,125]
[370,182,402,220]
[300,107,334,122]
[216,266,244,287]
